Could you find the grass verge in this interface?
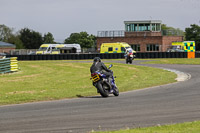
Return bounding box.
[94,121,200,133]
[0,60,176,105]
[141,58,200,65]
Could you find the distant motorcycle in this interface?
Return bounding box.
[90,64,119,97]
[125,52,134,64]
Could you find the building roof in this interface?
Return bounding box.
[0,41,16,48]
[124,20,162,24]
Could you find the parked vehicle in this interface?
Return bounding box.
[90,64,119,97]
[36,44,59,54]
[167,41,195,52]
[36,44,81,54]
[100,42,136,54]
[52,44,81,54]
[0,53,6,56]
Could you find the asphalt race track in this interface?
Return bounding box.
[0,60,200,133]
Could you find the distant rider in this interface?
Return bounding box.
[125,48,133,57]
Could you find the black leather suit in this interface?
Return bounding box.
[90,61,113,78]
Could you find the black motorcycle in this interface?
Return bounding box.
[90,64,119,97]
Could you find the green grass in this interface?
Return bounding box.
[0,60,176,105]
[94,121,200,133]
[142,58,200,65]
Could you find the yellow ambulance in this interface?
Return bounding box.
[100,42,136,53]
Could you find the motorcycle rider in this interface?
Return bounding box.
[90,57,113,84]
[125,48,133,57]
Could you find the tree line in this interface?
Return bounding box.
[0,24,200,50]
[0,24,96,49]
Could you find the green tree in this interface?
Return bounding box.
[7,34,24,49]
[0,24,24,48]
[161,24,184,36]
[19,28,43,49]
[0,24,13,42]
[43,32,55,44]
[185,24,200,51]
[64,31,96,48]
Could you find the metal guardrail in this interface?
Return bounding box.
[0,58,10,74]
[0,57,18,74]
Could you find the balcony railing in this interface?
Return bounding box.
[97,30,125,37]
[97,30,184,37]
[162,30,184,36]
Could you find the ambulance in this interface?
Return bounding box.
[100,42,136,54]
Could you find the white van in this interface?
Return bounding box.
[36,44,81,54]
[52,44,81,54]
[36,44,60,54]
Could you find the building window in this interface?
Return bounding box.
[139,24,143,31]
[152,24,156,31]
[156,24,161,31]
[126,24,131,31]
[131,44,140,51]
[132,24,135,31]
[146,44,159,51]
[138,24,149,31]
[126,23,161,32]
[145,24,150,31]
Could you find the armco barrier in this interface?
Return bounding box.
[195,52,200,58]
[10,57,18,72]
[0,58,10,74]
[137,52,187,58]
[0,57,18,74]
[6,52,190,61]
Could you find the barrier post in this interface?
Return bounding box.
[188,52,195,59]
[184,41,195,59]
[10,57,19,72]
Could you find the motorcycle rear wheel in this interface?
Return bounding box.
[97,82,109,97]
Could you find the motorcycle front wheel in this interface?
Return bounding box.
[97,81,109,97]
[113,86,119,96]
[126,58,128,64]
[129,59,132,64]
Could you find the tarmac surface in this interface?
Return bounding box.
[0,60,200,133]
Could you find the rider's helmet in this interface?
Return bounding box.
[93,57,101,62]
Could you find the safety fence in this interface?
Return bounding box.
[136,52,187,58]
[5,52,192,61]
[0,57,18,74]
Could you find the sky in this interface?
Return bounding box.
[1,0,200,42]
